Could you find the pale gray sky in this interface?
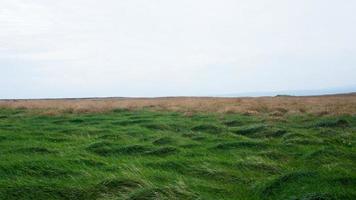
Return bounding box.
[1,0,356,98]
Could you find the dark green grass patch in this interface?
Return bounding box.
[146,161,242,183]
[235,161,281,175]
[0,161,78,178]
[0,185,89,200]
[259,170,318,197]
[258,150,289,161]
[257,169,356,200]
[69,158,107,167]
[94,178,145,198]
[69,118,86,124]
[315,118,350,128]
[10,147,57,154]
[143,122,172,131]
[0,135,23,142]
[191,124,223,134]
[145,146,178,156]
[42,136,69,143]
[262,129,288,138]
[98,134,123,140]
[87,142,152,156]
[112,118,152,126]
[214,141,268,150]
[223,119,242,127]
[230,124,266,136]
[126,185,198,200]
[152,137,175,145]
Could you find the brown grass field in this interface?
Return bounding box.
[1,93,356,116]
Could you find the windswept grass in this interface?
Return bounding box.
[0,107,355,199]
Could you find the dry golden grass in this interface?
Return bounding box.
[1,93,356,116]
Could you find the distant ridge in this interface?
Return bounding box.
[1,92,356,101]
[218,85,356,98]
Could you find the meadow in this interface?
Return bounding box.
[0,95,355,199]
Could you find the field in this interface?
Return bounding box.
[0,95,355,199]
[1,93,356,115]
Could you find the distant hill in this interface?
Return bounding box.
[218,85,356,97]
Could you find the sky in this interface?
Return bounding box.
[1,0,356,98]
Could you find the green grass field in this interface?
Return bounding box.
[0,108,355,200]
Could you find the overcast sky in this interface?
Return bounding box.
[1,0,356,98]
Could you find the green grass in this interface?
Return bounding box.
[0,108,355,200]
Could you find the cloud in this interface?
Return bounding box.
[0,0,356,98]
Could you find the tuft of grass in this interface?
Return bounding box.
[0,161,78,178]
[223,119,242,127]
[112,119,152,126]
[69,158,107,167]
[87,142,152,156]
[11,147,57,154]
[259,170,318,197]
[230,124,266,136]
[143,123,172,130]
[315,118,349,128]
[235,161,280,175]
[152,137,175,145]
[191,124,222,134]
[126,185,197,200]
[214,141,267,150]
[296,192,334,200]
[263,129,288,138]
[145,146,178,156]
[95,178,145,198]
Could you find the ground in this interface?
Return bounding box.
[0,106,355,200]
